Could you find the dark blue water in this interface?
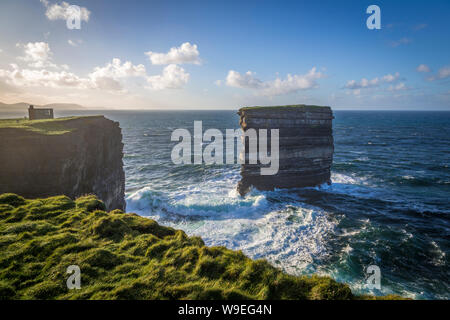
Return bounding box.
[2,110,449,299]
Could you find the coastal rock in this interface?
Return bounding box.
[237,105,334,195]
[0,116,125,211]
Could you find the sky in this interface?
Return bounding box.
[0,0,449,110]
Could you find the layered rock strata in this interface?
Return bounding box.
[237,105,334,195]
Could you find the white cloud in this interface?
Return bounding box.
[427,66,450,81]
[224,67,325,96]
[388,82,407,91]
[68,39,83,47]
[0,57,191,93]
[18,42,56,68]
[2,40,197,95]
[145,42,200,65]
[89,58,146,79]
[437,66,450,79]
[90,76,123,91]
[87,58,147,91]
[382,72,400,83]
[41,1,90,22]
[0,58,149,92]
[344,77,379,90]
[344,72,404,95]
[416,64,431,73]
[0,63,91,89]
[146,64,190,90]
[226,70,263,89]
[390,37,412,47]
[0,49,3,53]
[344,72,401,91]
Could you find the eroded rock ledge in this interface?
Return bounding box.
[0,116,125,211]
[237,105,334,195]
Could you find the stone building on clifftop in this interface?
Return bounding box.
[28,105,54,120]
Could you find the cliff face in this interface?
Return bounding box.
[0,116,125,211]
[237,105,334,195]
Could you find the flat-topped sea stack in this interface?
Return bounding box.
[237,105,334,195]
[0,116,126,211]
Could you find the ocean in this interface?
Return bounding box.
[2,109,449,299]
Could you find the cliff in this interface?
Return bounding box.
[0,193,405,300]
[237,105,334,195]
[0,116,125,211]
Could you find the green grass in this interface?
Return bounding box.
[0,193,405,300]
[239,104,330,112]
[0,116,101,135]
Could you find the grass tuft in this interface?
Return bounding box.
[0,193,403,300]
[0,116,104,135]
[0,193,25,207]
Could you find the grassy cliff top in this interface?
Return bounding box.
[239,104,331,112]
[0,193,403,300]
[0,116,103,135]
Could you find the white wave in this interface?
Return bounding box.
[125,170,384,277]
[127,171,268,219]
[126,170,338,273]
[310,172,384,200]
[331,172,369,185]
[430,240,446,267]
[125,168,443,298]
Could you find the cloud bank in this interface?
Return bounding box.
[417,64,431,73]
[224,67,325,96]
[427,66,450,81]
[40,0,90,22]
[147,64,190,90]
[145,42,200,65]
[343,72,403,95]
[0,42,195,93]
[18,42,55,68]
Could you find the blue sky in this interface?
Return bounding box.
[0,0,449,109]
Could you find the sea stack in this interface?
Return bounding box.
[237,105,334,195]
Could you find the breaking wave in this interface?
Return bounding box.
[127,170,339,274]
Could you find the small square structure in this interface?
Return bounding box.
[28,105,54,120]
